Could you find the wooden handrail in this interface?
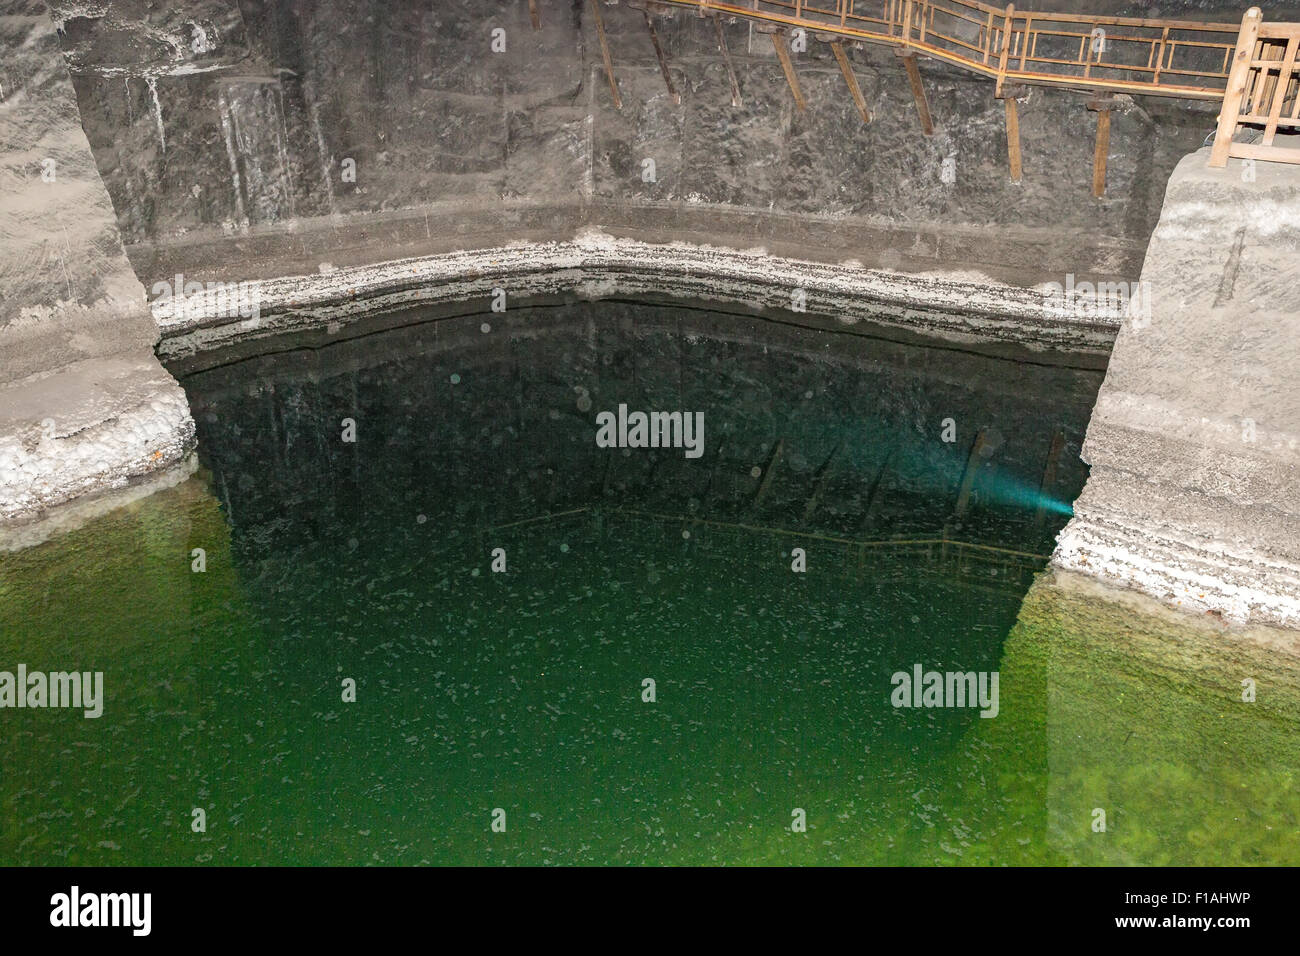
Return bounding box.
[650,0,1242,100]
[1209,7,1300,166]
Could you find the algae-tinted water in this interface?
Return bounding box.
[2,303,1296,865]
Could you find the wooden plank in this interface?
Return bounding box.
[1263,35,1299,145]
[995,3,1015,97]
[528,0,540,31]
[644,11,682,105]
[1004,94,1022,182]
[830,41,872,123]
[590,0,623,110]
[772,31,807,112]
[1089,97,1114,197]
[1256,39,1285,118]
[713,14,743,107]
[901,53,934,134]
[643,0,1239,102]
[1209,7,1263,167]
[1226,140,1300,164]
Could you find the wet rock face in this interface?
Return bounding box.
[49,0,1241,290]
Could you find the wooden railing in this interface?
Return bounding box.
[652,0,1241,99]
[1209,7,1300,165]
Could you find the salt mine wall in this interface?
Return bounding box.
[54,0,1227,291]
[0,5,194,539]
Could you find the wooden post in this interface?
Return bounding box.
[1088,94,1115,197]
[900,54,933,135]
[772,31,807,113]
[952,428,988,522]
[1033,431,1065,532]
[590,0,622,110]
[859,447,895,535]
[713,15,743,107]
[831,41,872,123]
[528,0,540,31]
[639,11,681,104]
[1000,89,1023,182]
[803,442,841,522]
[753,439,785,507]
[1209,7,1263,167]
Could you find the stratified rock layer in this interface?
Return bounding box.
[1054,147,1300,628]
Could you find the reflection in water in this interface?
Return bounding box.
[1,301,1296,864]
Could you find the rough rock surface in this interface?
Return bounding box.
[153,230,1124,370]
[0,4,194,538]
[1053,146,1300,628]
[52,0,1233,293]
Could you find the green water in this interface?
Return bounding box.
[2,304,1297,865]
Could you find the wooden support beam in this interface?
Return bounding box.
[830,41,871,123]
[1087,94,1116,197]
[643,11,681,105]
[590,0,622,110]
[528,0,540,31]
[713,15,743,107]
[952,428,988,522]
[701,442,727,505]
[803,442,841,522]
[858,447,895,535]
[994,3,1016,98]
[1092,110,1111,196]
[753,439,785,508]
[771,32,807,112]
[1003,95,1022,182]
[900,53,934,135]
[1033,430,1065,533]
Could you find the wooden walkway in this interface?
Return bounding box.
[646,0,1241,100]
[569,3,1300,189]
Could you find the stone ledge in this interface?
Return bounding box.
[152,230,1124,366]
[0,354,196,538]
[1054,503,1300,628]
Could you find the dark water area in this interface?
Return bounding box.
[10,301,1294,865]
[190,300,1100,565]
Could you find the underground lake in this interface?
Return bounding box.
[2,300,1297,866]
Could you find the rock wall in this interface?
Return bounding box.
[53,0,1230,294]
[0,4,194,543]
[1053,146,1300,628]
